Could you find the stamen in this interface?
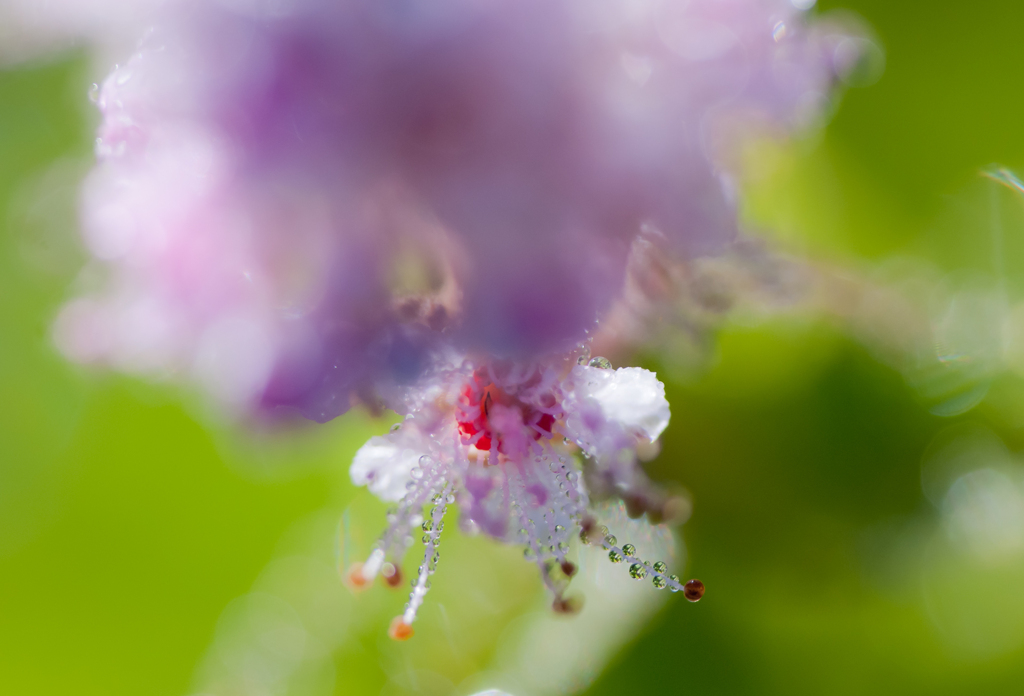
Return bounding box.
[595,533,699,595]
[388,616,415,641]
[394,480,455,635]
[508,465,583,606]
[551,456,588,511]
[349,456,447,587]
[544,457,588,572]
[364,548,386,577]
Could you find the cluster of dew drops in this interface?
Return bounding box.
[572,343,705,603]
[579,518,705,602]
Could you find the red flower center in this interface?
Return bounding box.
[456,372,555,454]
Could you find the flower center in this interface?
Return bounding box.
[456,368,556,454]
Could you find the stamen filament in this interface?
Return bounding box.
[599,538,685,592]
[400,480,454,627]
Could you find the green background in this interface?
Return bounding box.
[4,2,1024,694]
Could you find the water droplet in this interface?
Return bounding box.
[421,535,430,543]
[653,561,668,574]
[621,543,636,557]
[608,549,624,563]
[410,467,424,480]
[524,547,537,561]
[382,563,404,588]
[604,534,617,546]
[628,563,648,580]
[588,356,613,370]
[390,422,402,432]
[668,574,681,592]
[653,575,667,589]
[684,579,705,602]
[558,542,569,553]
[88,83,100,103]
[446,494,456,504]
[422,520,433,531]
[459,517,480,535]
[772,20,787,42]
[555,525,565,533]
[576,343,592,365]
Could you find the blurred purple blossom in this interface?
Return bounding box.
[55,0,854,421]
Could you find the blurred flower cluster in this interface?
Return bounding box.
[54,0,857,418]
[45,0,870,638]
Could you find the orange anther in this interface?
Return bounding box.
[388,616,415,641]
[344,563,369,591]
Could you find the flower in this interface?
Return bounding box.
[345,348,703,639]
[55,0,852,422]
[46,0,859,641]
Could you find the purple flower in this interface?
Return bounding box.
[345,349,700,639]
[57,0,849,422]
[48,0,855,638]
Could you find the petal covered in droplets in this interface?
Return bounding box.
[570,365,671,442]
[350,435,426,502]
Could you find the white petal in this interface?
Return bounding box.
[572,365,670,441]
[350,436,424,502]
